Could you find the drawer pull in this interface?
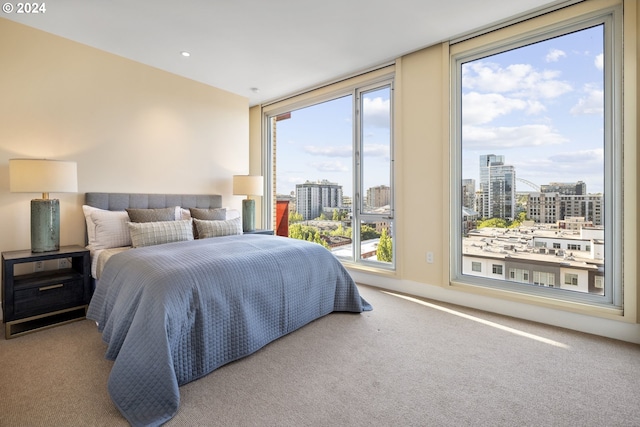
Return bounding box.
[39,284,64,291]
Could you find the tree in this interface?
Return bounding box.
[376,229,393,262]
[289,211,303,223]
[313,230,329,249]
[288,223,304,240]
[331,223,351,238]
[477,218,508,229]
[509,212,528,228]
[360,224,380,240]
[288,223,329,249]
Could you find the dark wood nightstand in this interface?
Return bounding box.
[243,229,274,235]
[2,245,91,339]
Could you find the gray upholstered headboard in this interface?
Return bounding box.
[85,193,223,211]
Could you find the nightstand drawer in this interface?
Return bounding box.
[14,278,85,318]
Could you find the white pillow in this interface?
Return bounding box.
[226,208,240,220]
[82,205,98,246]
[179,208,191,221]
[193,217,242,239]
[128,219,194,248]
[83,205,132,250]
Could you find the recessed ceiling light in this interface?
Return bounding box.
[180,51,191,57]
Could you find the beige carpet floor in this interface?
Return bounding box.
[1,284,639,426]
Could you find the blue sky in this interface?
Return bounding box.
[462,24,605,194]
[273,87,391,197]
[272,25,604,199]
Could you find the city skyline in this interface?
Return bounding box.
[273,88,391,198]
[461,24,605,194]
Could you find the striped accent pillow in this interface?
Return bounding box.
[194,217,242,239]
[128,219,194,248]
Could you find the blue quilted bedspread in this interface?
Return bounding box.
[87,234,371,426]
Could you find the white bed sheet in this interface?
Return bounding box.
[90,246,131,279]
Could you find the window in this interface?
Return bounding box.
[565,273,579,286]
[452,3,622,309]
[472,262,482,272]
[509,268,529,284]
[533,271,555,287]
[264,75,394,268]
[594,276,604,289]
[492,264,503,275]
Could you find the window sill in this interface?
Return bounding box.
[448,279,627,322]
[343,262,397,278]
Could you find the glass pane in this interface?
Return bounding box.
[361,86,392,215]
[460,25,605,296]
[271,95,354,259]
[360,219,393,264]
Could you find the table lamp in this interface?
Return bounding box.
[10,159,78,252]
[233,175,263,232]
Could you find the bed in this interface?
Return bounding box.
[83,193,372,427]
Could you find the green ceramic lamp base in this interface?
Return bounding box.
[31,199,60,253]
[242,199,256,232]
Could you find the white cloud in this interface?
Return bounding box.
[362,97,390,127]
[463,61,572,100]
[304,143,388,158]
[304,145,351,157]
[462,92,528,125]
[545,48,567,62]
[530,77,573,99]
[569,83,603,116]
[595,53,604,70]
[363,144,389,157]
[549,148,603,164]
[463,124,569,149]
[310,160,348,172]
[525,100,547,115]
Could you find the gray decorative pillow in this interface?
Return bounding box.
[126,207,177,223]
[128,219,194,248]
[189,207,227,238]
[189,207,227,220]
[193,217,242,239]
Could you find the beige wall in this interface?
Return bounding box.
[395,46,448,286]
[0,19,250,255]
[252,0,640,343]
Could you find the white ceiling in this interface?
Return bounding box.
[4,0,571,106]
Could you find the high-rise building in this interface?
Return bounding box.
[527,192,603,225]
[540,181,586,195]
[462,179,476,209]
[367,185,390,209]
[527,181,602,225]
[296,180,343,220]
[479,154,516,220]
